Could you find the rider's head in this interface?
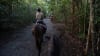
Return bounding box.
[37,8,41,12]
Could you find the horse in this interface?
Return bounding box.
[32,20,47,56]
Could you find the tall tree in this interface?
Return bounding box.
[85,0,94,55]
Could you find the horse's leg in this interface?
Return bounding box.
[35,38,41,56]
[38,36,44,56]
[38,38,42,56]
[38,48,41,56]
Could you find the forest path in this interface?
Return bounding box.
[0,18,83,56]
[0,25,37,56]
[0,19,61,56]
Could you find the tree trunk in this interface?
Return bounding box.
[71,0,75,34]
[85,0,94,56]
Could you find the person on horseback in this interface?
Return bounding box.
[32,8,46,56]
[35,8,44,23]
[32,20,47,56]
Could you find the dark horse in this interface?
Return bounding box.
[32,20,47,56]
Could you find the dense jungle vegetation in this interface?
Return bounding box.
[0,0,100,56]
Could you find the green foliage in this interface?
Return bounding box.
[0,0,37,30]
[94,0,100,24]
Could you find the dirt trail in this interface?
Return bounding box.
[0,25,37,56]
[0,19,83,56]
[0,19,60,56]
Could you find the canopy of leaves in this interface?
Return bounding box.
[0,0,38,30]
